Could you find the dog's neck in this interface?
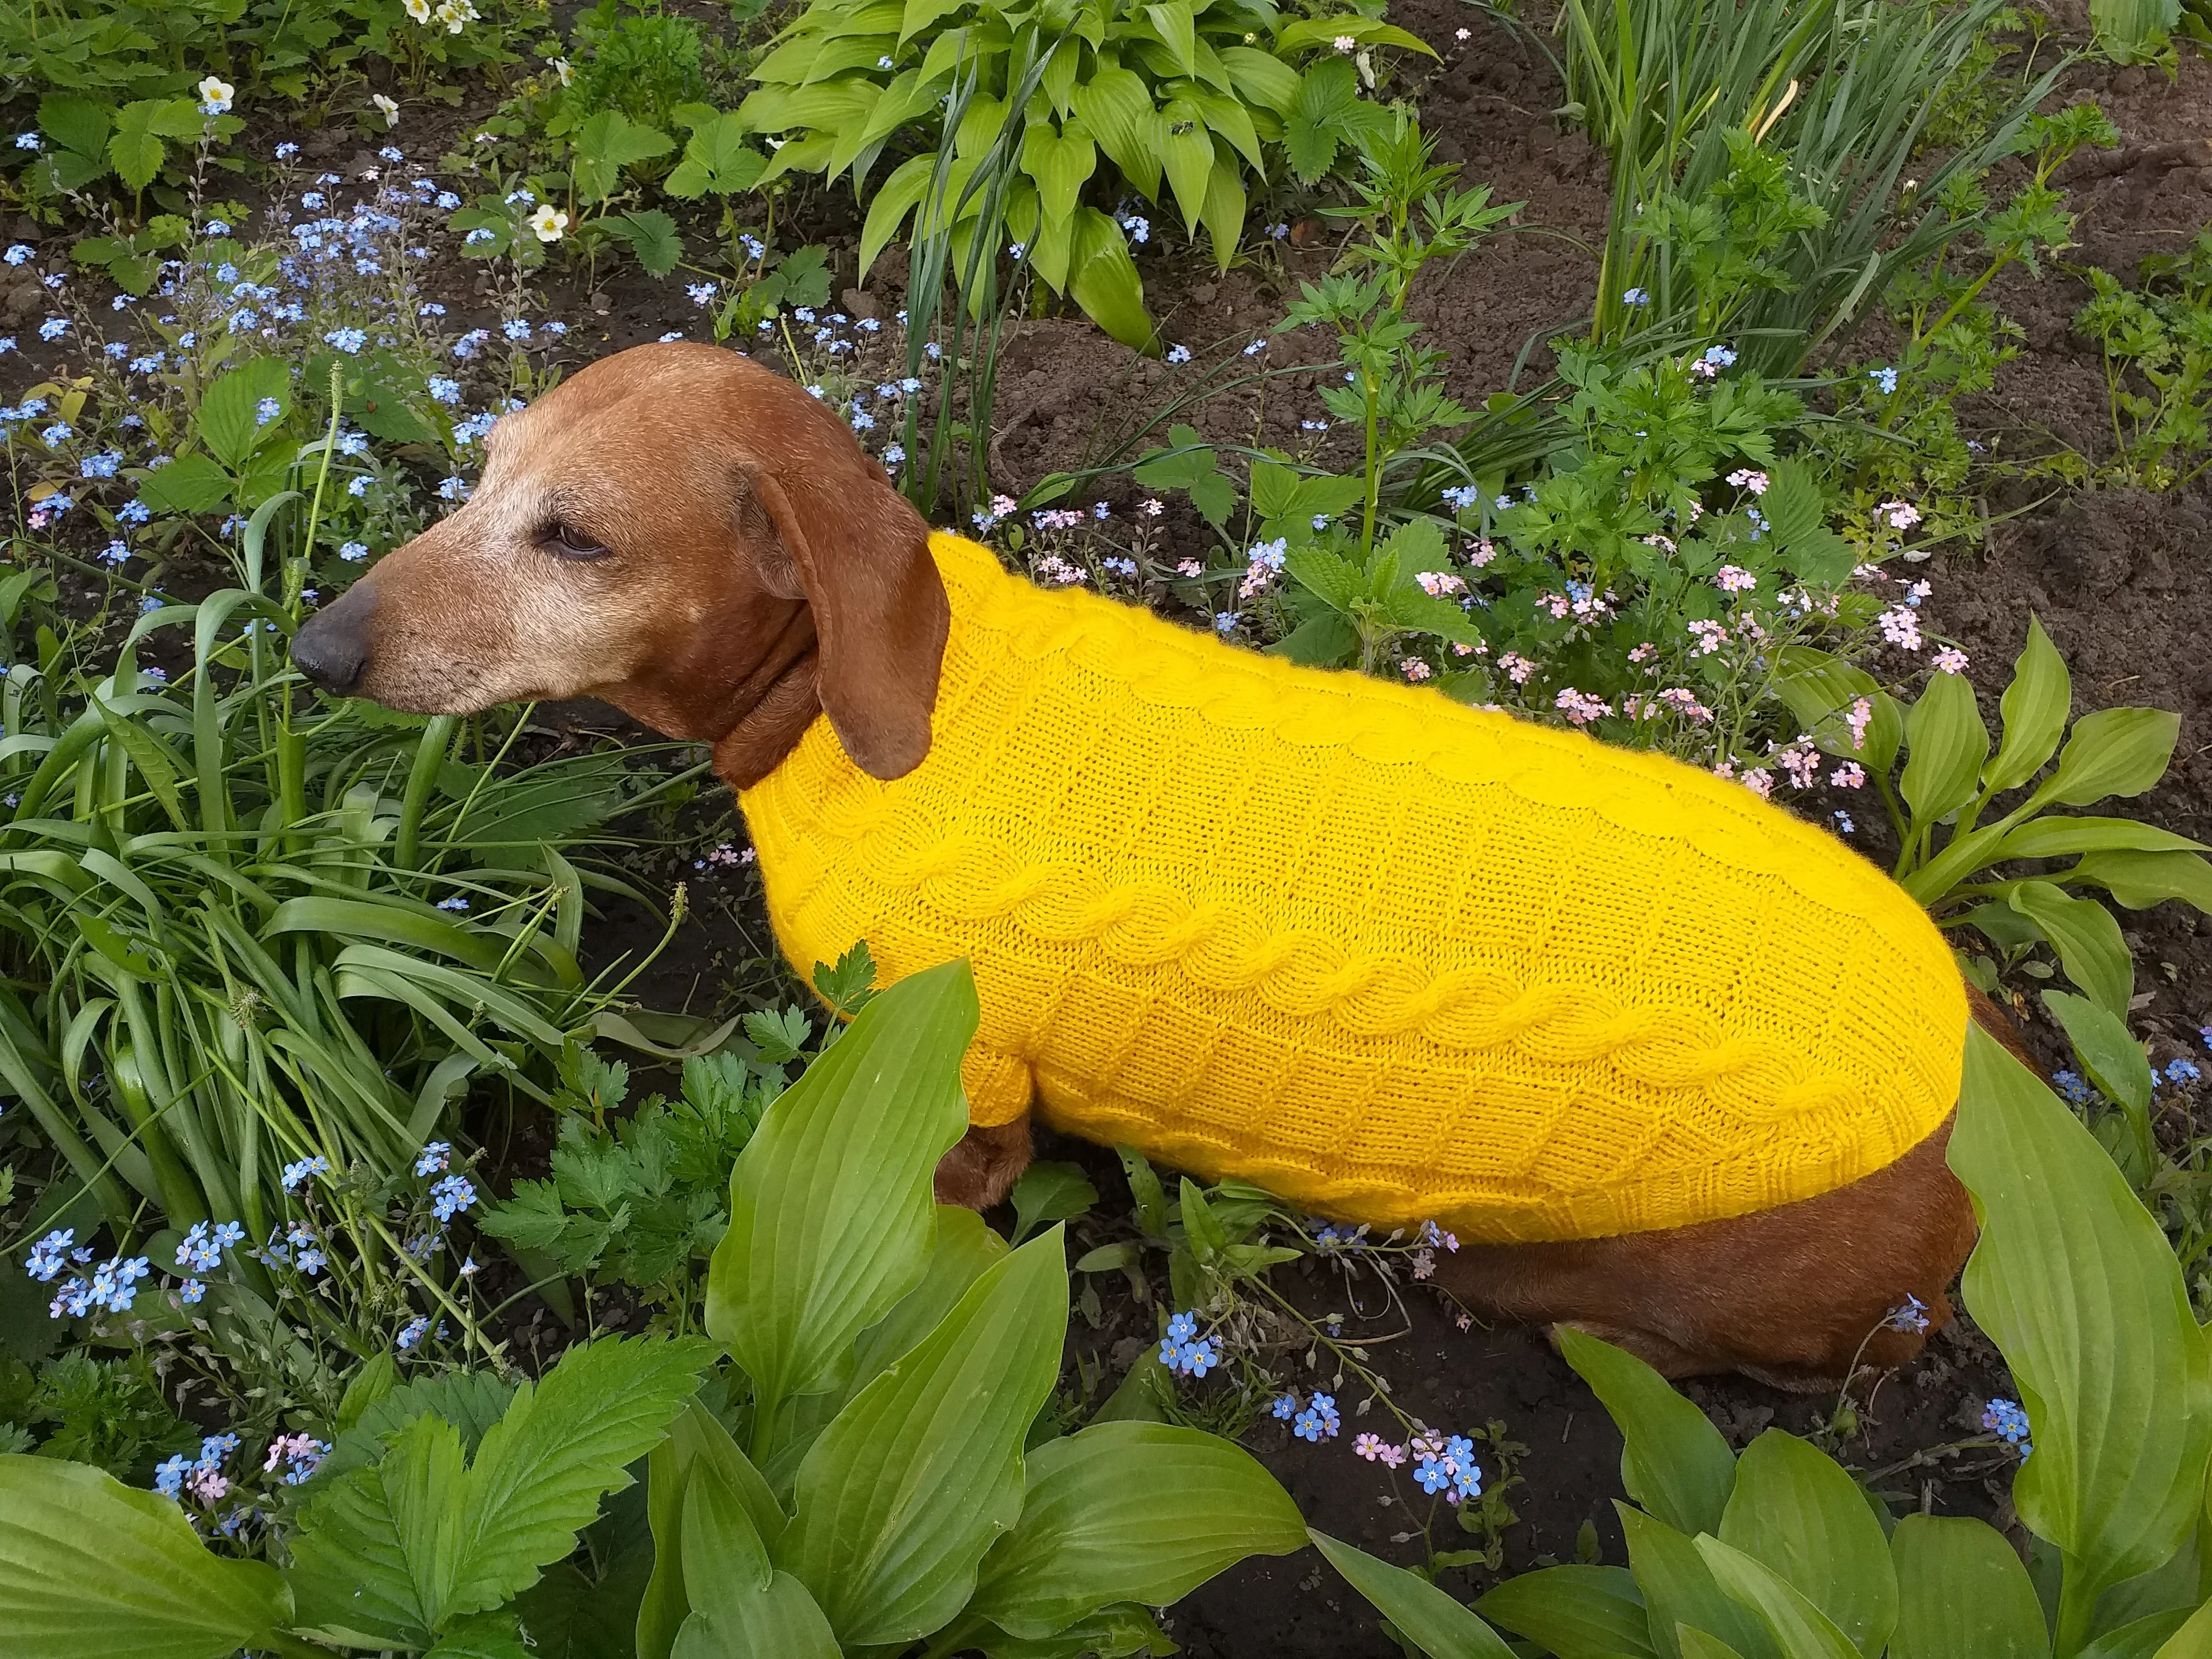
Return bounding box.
[710,649,825,788]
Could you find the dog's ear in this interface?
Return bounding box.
[746,453,947,780]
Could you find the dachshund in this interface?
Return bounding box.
[293,342,2031,1388]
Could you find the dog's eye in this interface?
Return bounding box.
[545,521,608,560]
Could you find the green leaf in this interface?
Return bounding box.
[1760,459,1824,548]
[2006,880,2133,1018]
[1772,648,1902,775]
[1992,818,2206,861]
[93,695,188,830]
[1475,1565,1658,1659]
[1008,1161,1097,1245]
[1219,45,1301,114]
[197,356,290,470]
[37,93,110,160]
[1276,15,1440,55]
[1144,1,1198,75]
[427,1610,531,1659]
[1984,616,2072,794]
[1070,68,1162,200]
[1559,1327,1736,1537]
[664,112,768,199]
[1285,57,1359,183]
[0,1454,291,1659]
[1948,1027,2212,1612]
[1159,99,1214,234]
[1618,1506,1777,1659]
[1308,1529,1519,1657]
[1681,1634,1751,1659]
[2093,0,2178,63]
[2155,1601,2212,1657]
[573,111,675,204]
[1717,1431,1896,1657]
[1065,206,1153,352]
[1021,120,1096,231]
[1695,1536,1859,1659]
[319,1370,518,1484]
[599,211,684,278]
[775,1229,1070,1646]
[287,1413,468,1645]
[107,130,165,191]
[1902,670,1990,830]
[638,1402,789,1659]
[706,960,976,1428]
[970,1422,1306,1638]
[858,150,940,281]
[2041,988,2153,1118]
[2068,849,2212,912]
[447,1337,713,1617]
[136,452,234,517]
[1887,1514,2047,1659]
[683,1459,772,1604]
[2034,708,2180,809]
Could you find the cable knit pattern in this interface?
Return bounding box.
[738,534,1968,1243]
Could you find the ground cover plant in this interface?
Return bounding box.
[9,0,2212,1652]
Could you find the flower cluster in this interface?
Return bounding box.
[155,1433,242,1508]
[1158,1310,1222,1378]
[33,1239,151,1319]
[1274,1389,1341,1441]
[1981,1397,2032,1458]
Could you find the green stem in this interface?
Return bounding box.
[2053,1563,2096,1658]
[395,714,458,871]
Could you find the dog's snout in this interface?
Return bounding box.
[292,600,371,695]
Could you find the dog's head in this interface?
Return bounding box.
[289,342,947,782]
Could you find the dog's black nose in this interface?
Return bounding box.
[292,604,370,695]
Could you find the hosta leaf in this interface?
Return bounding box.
[1071,68,1162,200]
[1618,1505,1776,1659]
[1065,205,1152,350]
[1949,1028,2212,1613]
[1309,1529,1518,1657]
[1984,615,2071,794]
[1559,1327,1736,1537]
[705,960,975,1430]
[775,1230,1069,1646]
[1695,1537,1858,1659]
[1901,669,1989,831]
[0,1454,291,1659]
[1717,1431,1895,1657]
[2034,707,2179,808]
[1476,1565,1657,1659]
[1887,1514,2046,1659]
[970,1421,1305,1638]
[2068,848,2212,912]
[2006,879,2133,1018]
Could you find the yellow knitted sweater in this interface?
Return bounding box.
[738,534,1967,1244]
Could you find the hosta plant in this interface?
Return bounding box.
[642,958,1310,1657]
[1775,616,2211,1022]
[1313,1027,2212,1659]
[737,0,1430,346]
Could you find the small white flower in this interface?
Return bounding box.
[197,76,235,115]
[554,57,574,86]
[1333,33,1356,50]
[372,94,400,126]
[403,0,430,18]
[527,203,569,242]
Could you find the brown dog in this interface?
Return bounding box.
[294,343,2020,1387]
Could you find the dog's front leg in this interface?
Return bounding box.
[935,1045,1035,1209]
[935,1116,1034,1208]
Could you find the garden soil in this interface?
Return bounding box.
[12,1,2212,1647]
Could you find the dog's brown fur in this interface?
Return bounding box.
[293,343,2017,1386]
